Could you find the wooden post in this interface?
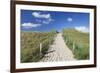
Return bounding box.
[73,42,75,52]
[40,43,42,57]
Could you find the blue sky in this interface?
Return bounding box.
[21,9,90,32]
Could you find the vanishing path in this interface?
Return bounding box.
[40,33,75,62]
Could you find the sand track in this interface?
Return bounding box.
[40,33,75,62]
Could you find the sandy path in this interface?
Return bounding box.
[40,33,75,62]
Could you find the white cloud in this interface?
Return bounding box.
[48,18,54,22]
[32,12,50,19]
[43,21,49,24]
[32,12,54,24]
[22,23,41,28]
[42,18,54,24]
[75,26,89,33]
[67,17,73,22]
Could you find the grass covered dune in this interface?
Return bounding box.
[21,31,57,63]
[21,28,89,63]
[63,29,89,60]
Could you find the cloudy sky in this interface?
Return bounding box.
[21,10,90,32]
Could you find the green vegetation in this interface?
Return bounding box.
[63,29,89,60]
[21,31,57,63]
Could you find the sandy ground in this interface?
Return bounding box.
[40,33,75,62]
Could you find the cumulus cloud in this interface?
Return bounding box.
[48,18,54,22]
[32,12,50,19]
[42,18,54,24]
[67,17,73,22]
[42,21,49,24]
[21,23,41,28]
[75,26,89,33]
[32,12,54,24]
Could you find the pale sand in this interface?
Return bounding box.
[40,33,75,62]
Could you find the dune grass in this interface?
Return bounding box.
[63,29,89,60]
[21,31,57,63]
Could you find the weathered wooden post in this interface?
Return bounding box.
[73,42,75,52]
[40,43,42,57]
